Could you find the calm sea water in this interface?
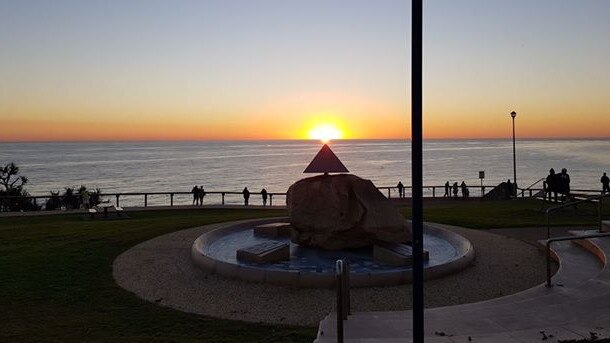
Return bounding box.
[1,139,608,206]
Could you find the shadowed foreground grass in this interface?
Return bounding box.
[1,200,608,342]
[0,209,315,342]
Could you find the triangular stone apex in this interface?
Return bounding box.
[303,144,349,174]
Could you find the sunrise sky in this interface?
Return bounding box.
[1,0,610,141]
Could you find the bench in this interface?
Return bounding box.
[87,205,125,219]
[237,241,290,264]
[374,242,429,266]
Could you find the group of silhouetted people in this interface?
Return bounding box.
[443,181,470,198]
[544,168,571,202]
[241,187,268,206]
[191,185,269,206]
[191,185,206,205]
[544,169,609,202]
[190,171,609,207]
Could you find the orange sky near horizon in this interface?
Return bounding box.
[3,89,610,142]
[2,1,610,142]
[3,104,610,142]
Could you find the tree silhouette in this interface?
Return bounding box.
[0,162,28,192]
[0,162,38,211]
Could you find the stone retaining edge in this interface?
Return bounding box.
[191,218,476,288]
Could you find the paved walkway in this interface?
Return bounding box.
[315,230,610,342]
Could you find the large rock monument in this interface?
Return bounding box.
[287,144,412,250]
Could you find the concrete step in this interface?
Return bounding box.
[327,240,601,320]
[541,239,604,288]
[315,231,609,342]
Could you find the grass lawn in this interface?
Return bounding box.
[402,198,610,229]
[1,199,608,342]
[0,209,315,342]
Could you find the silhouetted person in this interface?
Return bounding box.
[191,185,199,205]
[460,181,469,198]
[261,188,268,206]
[506,179,513,198]
[452,182,459,198]
[397,181,404,198]
[559,168,571,201]
[242,187,250,206]
[198,186,205,205]
[602,173,610,194]
[444,181,450,197]
[545,168,558,202]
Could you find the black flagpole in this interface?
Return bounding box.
[411,0,424,342]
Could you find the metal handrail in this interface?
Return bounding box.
[545,193,608,239]
[545,232,610,288]
[520,177,545,191]
[517,177,545,197]
[335,259,350,343]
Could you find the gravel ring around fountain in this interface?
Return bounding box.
[113,218,550,327]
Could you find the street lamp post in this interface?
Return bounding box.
[510,111,517,198]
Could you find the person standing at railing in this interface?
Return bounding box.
[452,182,459,198]
[601,173,610,194]
[191,185,199,205]
[444,181,450,197]
[397,181,404,198]
[261,188,268,206]
[242,187,250,206]
[198,186,205,206]
[460,181,469,198]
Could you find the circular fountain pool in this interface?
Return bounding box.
[192,218,474,288]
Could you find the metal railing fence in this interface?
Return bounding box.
[1,185,607,212]
[545,232,610,287]
[545,193,609,239]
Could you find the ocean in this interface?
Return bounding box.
[1,139,608,206]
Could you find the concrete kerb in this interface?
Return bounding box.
[569,230,608,265]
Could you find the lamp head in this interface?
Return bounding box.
[510,111,517,118]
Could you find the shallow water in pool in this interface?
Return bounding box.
[206,227,457,274]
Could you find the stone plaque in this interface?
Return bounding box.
[237,241,290,264]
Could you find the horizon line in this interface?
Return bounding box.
[2,136,610,144]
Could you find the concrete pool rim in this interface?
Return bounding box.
[191,217,475,288]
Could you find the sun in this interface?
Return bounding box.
[308,124,343,143]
